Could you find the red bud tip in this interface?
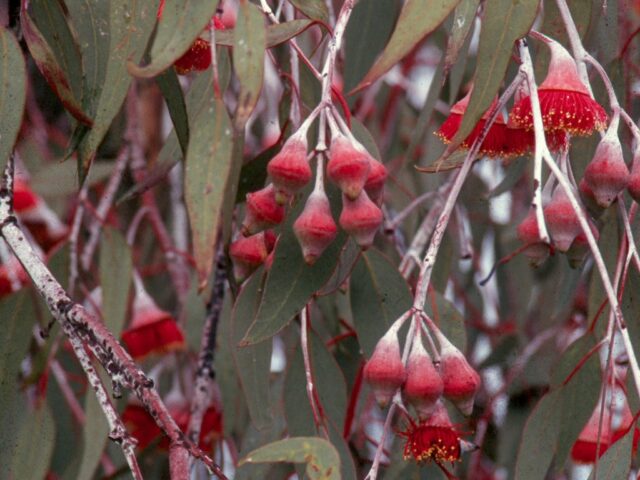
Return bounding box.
[403,337,443,420]
[544,188,583,253]
[13,179,39,212]
[293,190,337,265]
[174,38,212,75]
[583,131,629,208]
[242,184,286,235]
[327,134,371,199]
[364,328,406,407]
[339,191,383,248]
[267,137,311,201]
[439,340,480,415]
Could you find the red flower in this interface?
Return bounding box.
[400,409,464,465]
[509,40,607,136]
[435,92,509,158]
[121,283,185,360]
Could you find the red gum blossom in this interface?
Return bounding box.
[267,138,311,200]
[403,339,444,420]
[242,184,285,235]
[583,134,629,208]
[339,191,383,248]
[293,190,337,265]
[121,309,185,360]
[439,342,480,415]
[327,135,371,200]
[364,329,406,407]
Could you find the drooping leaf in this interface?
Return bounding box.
[232,271,273,431]
[185,92,233,285]
[424,288,467,351]
[0,27,26,166]
[128,0,218,78]
[156,68,189,155]
[587,423,634,480]
[343,0,399,92]
[240,437,340,480]
[74,0,156,181]
[416,149,473,173]
[1,398,56,480]
[216,20,315,49]
[288,0,329,24]
[352,0,460,93]
[449,0,538,153]
[233,0,266,131]
[21,0,92,125]
[350,248,412,358]
[443,0,479,75]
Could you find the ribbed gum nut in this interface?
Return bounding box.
[267,136,311,202]
[583,130,629,208]
[242,184,285,235]
[327,134,371,200]
[566,221,599,268]
[627,148,640,203]
[364,158,388,205]
[439,338,480,415]
[403,337,443,420]
[293,190,338,265]
[544,188,583,253]
[229,231,273,282]
[339,191,383,248]
[363,327,406,408]
[516,210,550,266]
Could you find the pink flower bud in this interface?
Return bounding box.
[364,158,388,205]
[544,187,582,253]
[267,136,311,202]
[327,134,371,200]
[242,184,285,235]
[293,190,337,265]
[229,231,276,282]
[363,327,406,407]
[583,128,629,208]
[516,209,550,266]
[339,191,382,248]
[403,337,443,420]
[439,338,480,415]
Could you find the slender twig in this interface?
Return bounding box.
[68,182,89,297]
[0,157,228,479]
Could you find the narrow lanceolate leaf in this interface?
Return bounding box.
[352,0,461,93]
[99,227,132,335]
[185,95,234,285]
[443,0,480,75]
[21,0,92,125]
[128,0,218,78]
[156,68,189,155]
[0,27,26,165]
[350,249,412,358]
[233,0,266,131]
[240,437,341,480]
[288,0,329,24]
[216,20,314,48]
[232,272,273,431]
[75,1,156,181]
[449,0,538,153]
[587,425,634,480]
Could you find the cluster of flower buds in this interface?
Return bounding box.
[436,37,607,159]
[229,110,388,281]
[363,313,480,464]
[570,382,639,464]
[120,276,186,361]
